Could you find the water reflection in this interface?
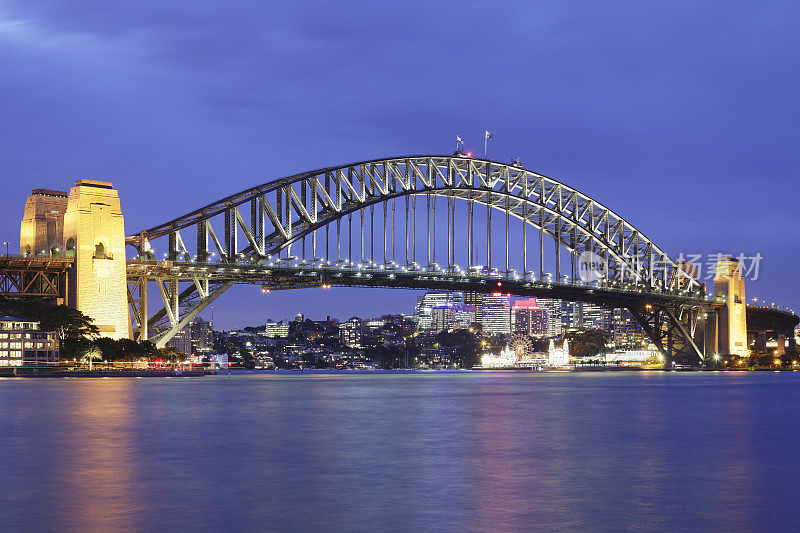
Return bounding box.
[1,372,799,531]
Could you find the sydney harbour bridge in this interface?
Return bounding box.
[7,154,798,367]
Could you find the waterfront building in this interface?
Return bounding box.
[209,353,229,369]
[548,338,570,367]
[482,293,511,335]
[265,320,290,338]
[189,317,214,354]
[339,317,363,348]
[603,350,661,365]
[480,344,518,368]
[512,298,549,336]
[166,327,192,355]
[0,316,59,366]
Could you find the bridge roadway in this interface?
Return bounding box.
[126,258,710,309]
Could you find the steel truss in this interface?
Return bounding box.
[0,257,71,302]
[125,155,706,354]
[628,304,704,367]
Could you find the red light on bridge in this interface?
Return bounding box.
[465,151,473,158]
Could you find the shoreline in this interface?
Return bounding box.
[0,368,215,378]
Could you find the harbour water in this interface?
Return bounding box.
[2,371,800,531]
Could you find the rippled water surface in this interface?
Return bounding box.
[2,371,800,532]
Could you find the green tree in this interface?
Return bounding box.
[0,297,99,360]
[565,328,609,358]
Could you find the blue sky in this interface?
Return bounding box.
[1,1,798,328]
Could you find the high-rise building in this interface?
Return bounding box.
[189,317,214,354]
[561,301,582,331]
[464,292,484,323]
[482,293,511,335]
[454,305,477,330]
[612,308,644,349]
[167,316,214,356]
[431,305,454,331]
[512,298,549,336]
[166,327,192,355]
[582,303,613,331]
[537,298,562,337]
[414,291,464,330]
[339,317,363,348]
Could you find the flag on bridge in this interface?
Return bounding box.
[485,130,493,139]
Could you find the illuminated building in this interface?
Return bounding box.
[432,304,455,331]
[265,320,289,338]
[512,298,548,336]
[0,316,59,366]
[537,298,563,336]
[454,305,477,329]
[561,301,582,331]
[548,338,569,367]
[480,344,518,368]
[482,293,511,335]
[166,327,191,355]
[189,317,214,353]
[414,291,464,330]
[612,308,644,349]
[582,303,612,331]
[464,292,484,323]
[339,317,363,348]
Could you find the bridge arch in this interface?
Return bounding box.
[126,155,706,362]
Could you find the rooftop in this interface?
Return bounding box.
[0,316,38,323]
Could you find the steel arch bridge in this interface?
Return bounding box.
[126,154,710,366]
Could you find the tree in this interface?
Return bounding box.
[565,328,609,358]
[0,297,99,360]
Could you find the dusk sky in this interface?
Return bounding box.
[1,1,798,328]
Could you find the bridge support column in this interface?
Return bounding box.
[629,304,705,368]
[714,257,747,356]
[139,277,148,341]
[704,311,718,359]
[776,334,786,357]
[62,180,130,339]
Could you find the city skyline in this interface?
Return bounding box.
[1,2,799,329]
